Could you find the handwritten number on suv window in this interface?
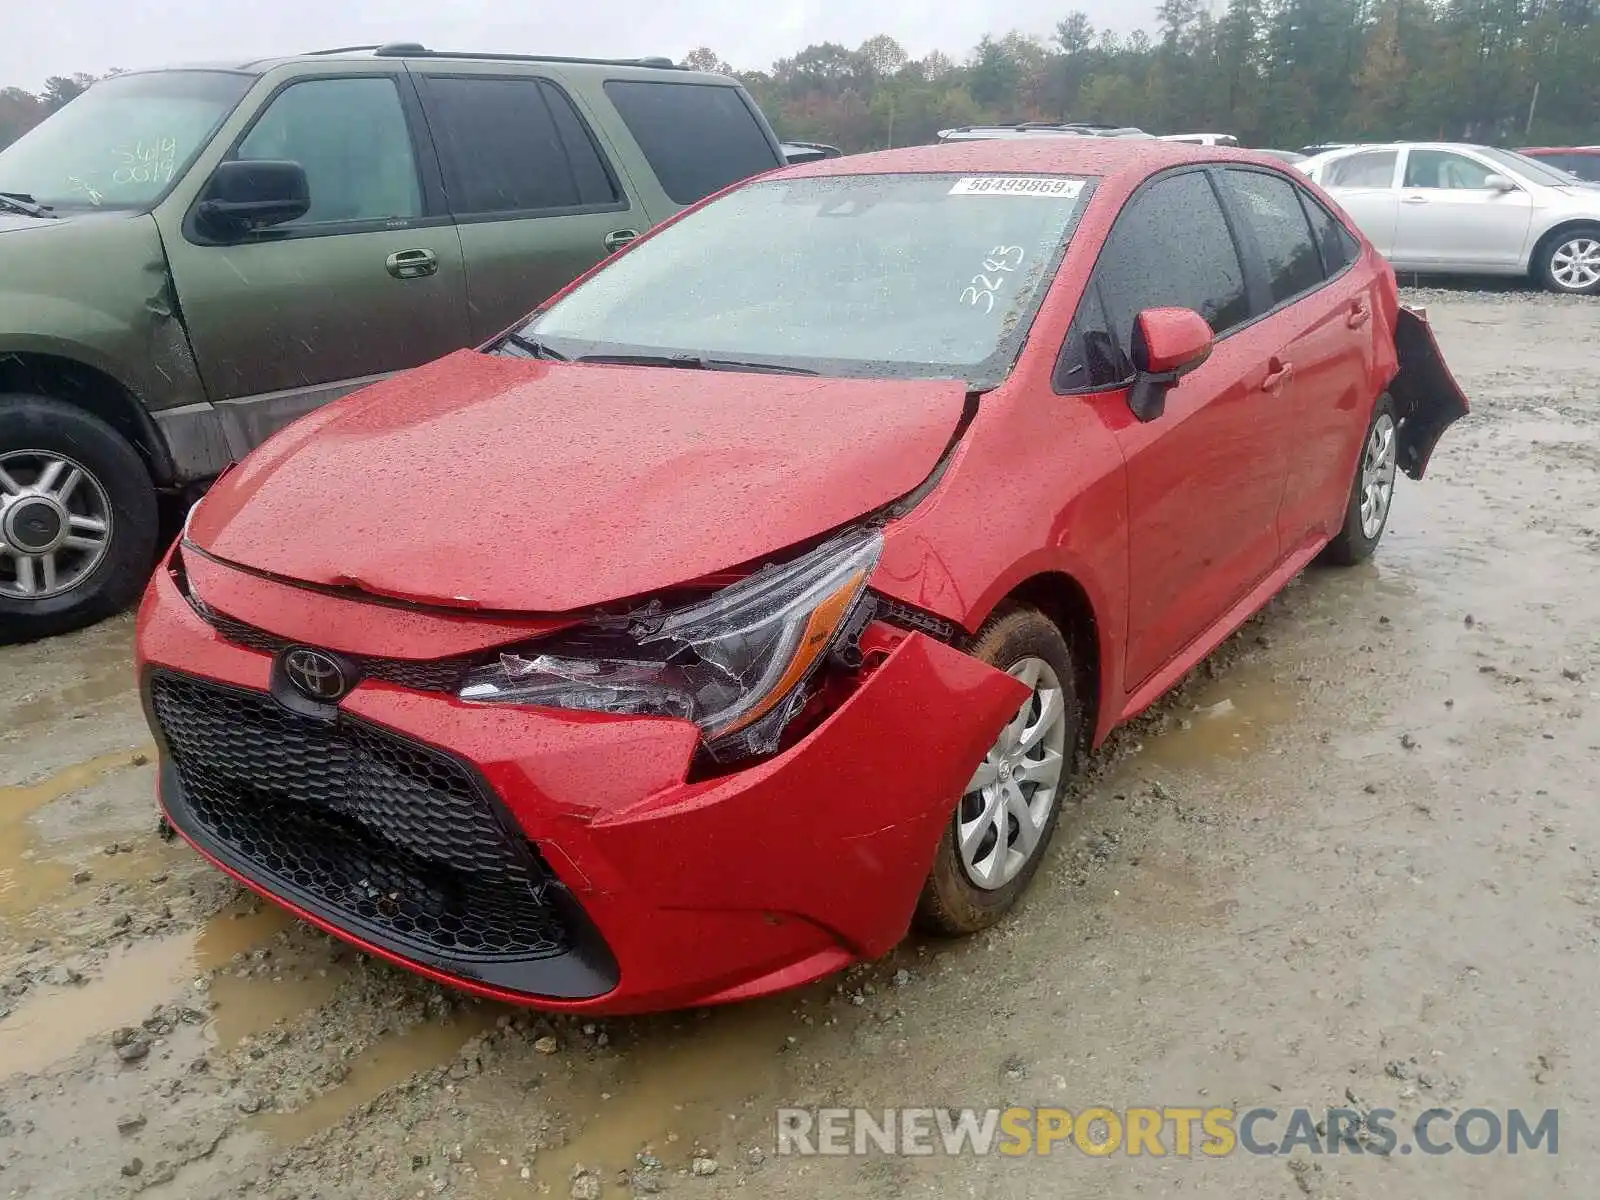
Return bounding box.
[961,246,1026,314]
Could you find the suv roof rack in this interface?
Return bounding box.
[342,42,682,68]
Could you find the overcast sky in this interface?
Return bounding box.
[4,0,1158,92]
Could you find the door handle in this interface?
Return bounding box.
[1261,357,1294,392]
[1346,300,1371,329]
[603,228,640,253]
[385,248,438,279]
[1401,194,1429,205]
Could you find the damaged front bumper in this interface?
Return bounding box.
[1390,305,1470,479]
[135,555,1026,1014]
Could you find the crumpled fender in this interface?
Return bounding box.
[1389,305,1469,480]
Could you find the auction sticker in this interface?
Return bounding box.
[948,176,1084,198]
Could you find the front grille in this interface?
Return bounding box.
[148,672,568,962]
[199,607,483,693]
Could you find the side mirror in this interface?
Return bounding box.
[1484,173,1517,193]
[196,159,310,238]
[1126,307,1214,423]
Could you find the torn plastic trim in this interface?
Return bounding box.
[1390,305,1470,480]
[458,529,883,762]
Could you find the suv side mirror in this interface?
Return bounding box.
[1127,307,1214,423]
[196,159,310,238]
[1484,173,1517,193]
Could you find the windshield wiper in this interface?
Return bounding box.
[0,192,55,219]
[577,352,818,376]
[498,332,568,361]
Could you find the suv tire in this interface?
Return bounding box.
[0,394,159,644]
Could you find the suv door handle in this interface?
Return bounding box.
[1261,357,1294,392]
[603,229,640,253]
[1401,194,1429,205]
[1346,299,1371,329]
[385,248,438,279]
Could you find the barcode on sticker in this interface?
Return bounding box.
[948,176,1084,198]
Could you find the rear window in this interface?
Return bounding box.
[1324,151,1398,188]
[1223,170,1325,307]
[603,80,780,204]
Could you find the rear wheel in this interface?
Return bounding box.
[1320,394,1397,567]
[0,395,159,643]
[1537,226,1600,296]
[916,606,1083,936]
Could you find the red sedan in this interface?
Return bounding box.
[138,140,1468,1014]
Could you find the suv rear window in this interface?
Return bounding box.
[423,76,620,215]
[603,80,780,205]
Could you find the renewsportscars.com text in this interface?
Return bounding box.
[775,1106,1559,1157]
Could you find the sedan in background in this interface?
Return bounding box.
[1301,142,1600,293]
[139,140,1466,1014]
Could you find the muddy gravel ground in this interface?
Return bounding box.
[2,285,1597,1199]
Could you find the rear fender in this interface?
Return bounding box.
[1389,305,1469,480]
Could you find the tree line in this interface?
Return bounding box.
[3,1,1596,157]
[692,0,1599,152]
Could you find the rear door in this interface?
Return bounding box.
[1392,148,1533,270]
[157,70,471,445]
[1317,149,1401,256]
[415,71,646,341]
[1065,169,1289,689]
[1217,167,1381,555]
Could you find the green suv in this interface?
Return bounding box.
[0,43,785,641]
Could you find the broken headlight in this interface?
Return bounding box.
[458,530,882,760]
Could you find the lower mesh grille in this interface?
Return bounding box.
[148,671,569,962]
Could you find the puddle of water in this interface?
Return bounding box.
[0,895,344,1077]
[0,749,151,917]
[252,1011,498,1144]
[198,902,347,1051]
[521,994,812,1189]
[0,935,196,1078]
[1140,667,1297,770]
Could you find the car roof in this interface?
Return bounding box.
[777,138,1291,183]
[1521,146,1600,155]
[111,42,699,80]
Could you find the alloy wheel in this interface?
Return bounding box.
[1550,237,1600,292]
[0,450,114,600]
[1359,412,1398,541]
[957,656,1069,891]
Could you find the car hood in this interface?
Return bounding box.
[188,350,969,613]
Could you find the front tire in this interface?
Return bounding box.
[1536,226,1600,296]
[1320,394,1397,567]
[0,395,159,644]
[915,606,1083,936]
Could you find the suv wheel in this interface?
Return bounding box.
[0,395,159,643]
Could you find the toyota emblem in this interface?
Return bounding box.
[282,647,349,702]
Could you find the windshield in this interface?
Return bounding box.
[0,70,253,211]
[1478,147,1583,187]
[518,172,1095,386]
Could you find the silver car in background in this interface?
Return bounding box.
[1300,142,1600,294]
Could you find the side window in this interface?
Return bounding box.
[602,81,781,205]
[235,77,421,226]
[1324,151,1398,189]
[1403,149,1494,190]
[1299,192,1361,276]
[1094,171,1250,352]
[423,76,619,215]
[1054,282,1130,391]
[1223,170,1325,307]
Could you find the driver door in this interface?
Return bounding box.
[156,71,470,449]
[1391,148,1533,270]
